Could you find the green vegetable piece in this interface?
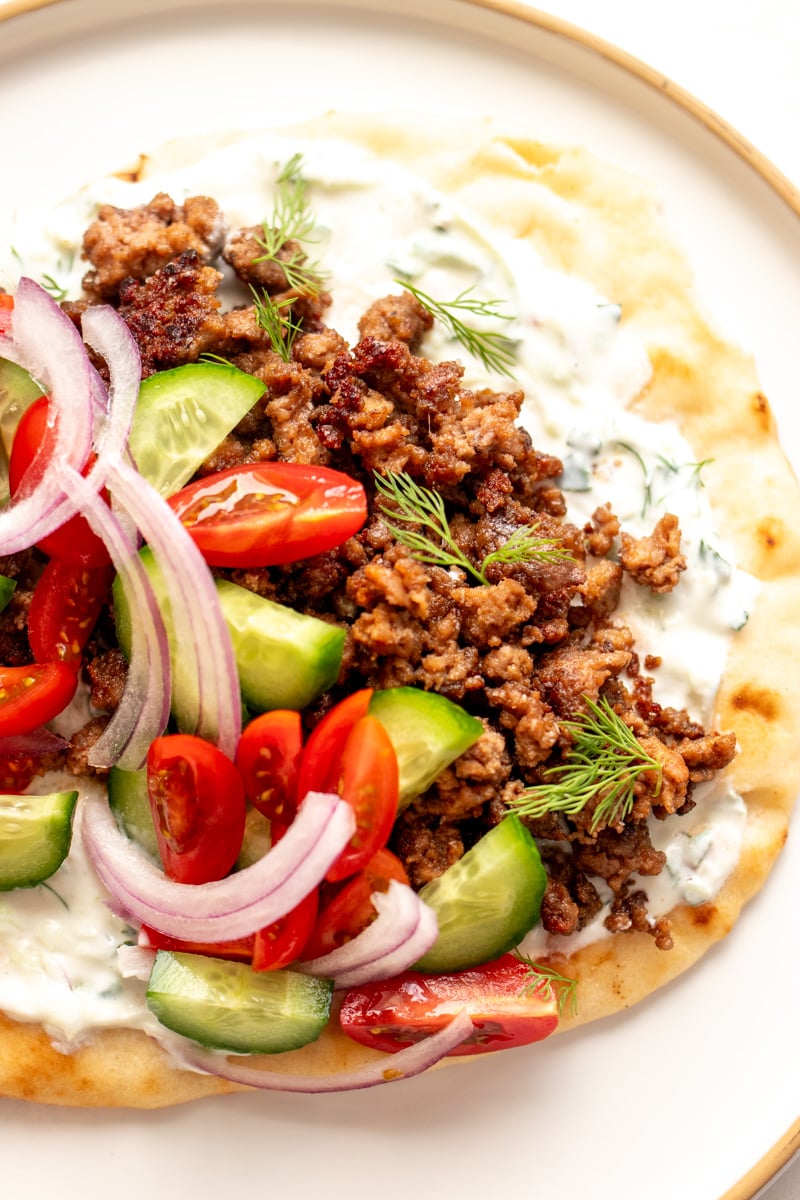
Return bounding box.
[0,357,44,490]
[0,790,78,890]
[108,766,159,859]
[0,574,16,613]
[127,362,266,498]
[414,815,546,973]
[368,686,483,810]
[146,952,333,1054]
[114,551,345,722]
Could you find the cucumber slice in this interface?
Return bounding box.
[0,790,78,890]
[127,362,266,497]
[146,951,333,1054]
[414,815,547,973]
[0,574,16,613]
[215,580,345,713]
[108,766,159,859]
[368,687,483,809]
[114,551,345,722]
[0,357,43,459]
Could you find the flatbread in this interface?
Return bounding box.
[1,113,798,1104]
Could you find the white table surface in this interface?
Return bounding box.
[0,2,797,1197]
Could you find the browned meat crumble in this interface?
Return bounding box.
[0,192,739,950]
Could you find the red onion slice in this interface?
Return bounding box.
[82,789,355,942]
[0,728,69,757]
[106,459,242,759]
[0,280,95,551]
[178,1010,474,1093]
[299,881,439,988]
[80,304,141,465]
[117,944,156,981]
[60,468,171,770]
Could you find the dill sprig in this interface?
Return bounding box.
[251,286,302,363]
[515,952,578,1018]
[616,440,713,518]
[253,152,328,296]
[509,696,663,832]
[375,470,572,586]
[40,273,68,302]
[396,281,518,376]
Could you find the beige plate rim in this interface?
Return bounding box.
[1,0,798,1196]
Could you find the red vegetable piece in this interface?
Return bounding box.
[9,395,111,567]
[339,954,560,1057]
[295,688,373,798]
[0,293,13,333]
[0,663,78,738]
[139,926,256,963]
[28,558,113,667]
[326,715,399,883]
[146,734,247,885]
[301,847,409,961]
[235,710,302,824]
[252,887,319,972]
[167,462,367,568]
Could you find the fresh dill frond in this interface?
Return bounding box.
[375,470,571,585]
[509,695,663,832]
[481,523,574,571]
[198,352,235,367]
[39,881,69,911]
[251,286,302,363]
[514,952,579,1018]
[616,441,714,518]
[253,153,328,296]
[396,281,518,376]
[40,274,68,302]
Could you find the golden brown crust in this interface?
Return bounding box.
[3,113,798,1103]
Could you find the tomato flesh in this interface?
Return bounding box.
[146,734,246,885]
[0,663,78,737]
[139,926,256,963]
[167,462,367,568]
[0,293,12,333]
[235,710,302,823]
[302,847,409,960]
[295,688,373,798]
[326,715,399,882]
[28,559,113,666]
[252,887,319,972]
[9,395,111,567]
[339,954,560,1056]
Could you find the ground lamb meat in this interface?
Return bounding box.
[83,194,225,301]
[357,292,433,350]
[619,512,687,593]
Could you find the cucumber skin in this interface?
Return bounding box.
[114,553,345,719]
[414,816,547,973]
[0,791,78,890]
[368,686,483,808]
[107,767,159,859]
[146,952,333,1054]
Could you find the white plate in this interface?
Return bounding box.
[1,3,799,1199]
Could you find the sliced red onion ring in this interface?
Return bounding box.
[0,280,95,551]
[0,728,70,757]
[82,789,355,942]
[178,1009,474,1093]
[106,459,242,758]
[299,881,439,989]
[60,468,171,770]
[80,304,141,465]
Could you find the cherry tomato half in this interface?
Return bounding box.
[146,734,246,885]
[139,926,256,963]
[252,887,319,972]
[166,462,367,568]
[0,663,78,737]
[295,688,373,798]
[0,293,13,334]
[339,954,560,1057]
[326,715,399,883]
[9,395,111,567]
[235,710,302,824]
[28,559,113,667]
[302,847,409,961]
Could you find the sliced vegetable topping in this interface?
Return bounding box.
[146,734,246,885]
[0,789,78,890]
[252,888,319,973]
[167,462,367,567]
[339,953,559,1057]
[301,847,409,961]
[28,559,113,666]
[0,663,78,738]
[236,710,303,824]
[146,952,333,1054]
[414,815,547,973]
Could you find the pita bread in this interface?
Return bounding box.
[1,113,798,1103]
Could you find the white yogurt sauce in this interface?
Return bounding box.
[0,131,754,1042]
